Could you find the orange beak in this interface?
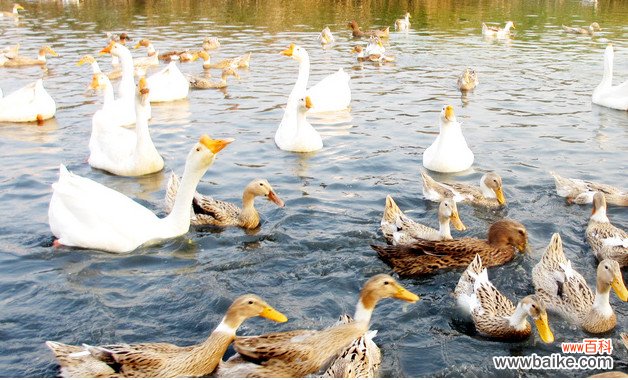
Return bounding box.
[199,135,234,154]
[281,44,295,56]
[268,191,285,207]
[305,96,313,109]
[444,105,455,121]
[100,42,114,55]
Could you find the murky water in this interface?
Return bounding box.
[0,0,627,377]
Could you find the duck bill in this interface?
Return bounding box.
[394,285,420,303]
[259,306,288,323]
[267,191,285,208]
[133,42,142,49]
[100,42,114,55]
[611,277,628,302]
[495,187,506,205]
[518,240,528,253]
[281,44,295,56]
[305,96,313,110]
[199,135,234,154]
[444,105,455,121]
[450,211,466,231]
[89,75,101,90]
[77,56,92,66]
[47,48,58,57]
[534,315,554,344]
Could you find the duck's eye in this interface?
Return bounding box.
[195,147,200,152]
[259,183,264,186]
[604,265,609,270]
[384,281,390,285]
[518,229,525,235]
[248,300,254,305]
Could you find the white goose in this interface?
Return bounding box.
[145,59,190,102]
[422,105,474,173]
[0,79,55,122]
[48,135,233,253]
[275,95,321,152]
[88,76,164,176]
[592,44,628,111]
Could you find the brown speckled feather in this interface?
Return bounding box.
[551,172,628,206]
[586,221,628,266]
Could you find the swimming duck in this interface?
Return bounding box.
[133,38,160,68]
[105,32,131,67]
[77,54,123,81]
[209,52,251,69]
[380,195,466,245]
[454,254,555,343]
[422,105,474,173]
[46,294,286,378]
[348,20,390,38]
[0,3,23,18]
[145,59,190,102]
[158,50,198,62]
[0,79,55,122]
[458,68,479,91]
[202,36,220,51]
[194,51,211,69]
[421,171,506,208]
[275,95,322,152]
[562,22,600,35]
[318,27,335,45]
[0,43,19,60]
[586,192,627,267]
[215,274,418,378]
[165,175,284,229]
[351,38,395,63]
[1,45,57,67]
[592,44,628,111]
[88,76,164,176]
[48,135,232,253]
[532,233,627,334]
[482,21,515,38]
[372,219,527,277]
[550,172,628,206]
[188,66,238,89]
[394,13,411,31]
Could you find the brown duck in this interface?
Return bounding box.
[348,20,390,38]
[2,45,57,67]
[372,219,527,277]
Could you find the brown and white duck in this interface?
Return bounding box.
[1,45,57,67]
[421,171,506,208]
[1,3,24,19]
[188,66,239,89]
[586,192,627,267]
[348,20,390,38]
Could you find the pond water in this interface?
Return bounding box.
[0,0,626,377]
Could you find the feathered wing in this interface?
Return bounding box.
[380,195,440,245]
[587,222,628,265]
[307,68,351,113]
[420,171,478,203]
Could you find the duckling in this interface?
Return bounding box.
[394,12,411,31]
[202,36,220,51]
[421,171,506,208]
[209,52,251,69]
[348,20,390,38]
[46,294,287,378]
[532,233,627,334]
[372,219,527,277]
[482,21,515,38]
[165,175,284,229]
[188,66,239,89]
[458,68,479,92]
[562,22,601,35]
[1,45,57,67]
[158,50,198,62]
[133,38,159,68]
[1,3,24,18]
[381,195,466,245]
[318,26,335,45]
[586,192,627,267]
[550,172,628,206]
[455,254,555,343]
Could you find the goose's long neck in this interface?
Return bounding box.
[117,50,135,98]
[164,160,211,231]
[507,303,529,331]
[91,62,101,75]
[242,190,256,212]
[102,79,115,107]
[599,49,613,90]
[296,107,309,133]
[290,54,310,102]
[134,99,154,154]
[438,214,452,239]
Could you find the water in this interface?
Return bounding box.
[0,0,627,377]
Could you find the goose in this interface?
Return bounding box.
[145,60,190,102]
[0,79,55,122]
[421,171,506,208]
[99,41,140,123]
[550,171,628,206]
[482,21,515,38]
[586,192,627,267]
[422,105,474,173]
[275,95,322,152]
[394,13,411,31]
[592,44,628,111]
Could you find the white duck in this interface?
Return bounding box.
[0,79,55,122]
[482,21,515,38]
[275,95,321,152]
[48,135,233,253]
[145,59,190,102]
[422,105,474,173]
[592,44,628,111]
[88,76,164,176]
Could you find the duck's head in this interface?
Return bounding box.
[187,135,234,170]
[505,21,515,29]
[440,105,456,123]
[137,77,149,105]
[100,41,127,57]
[357,275,419,315]
[438,198,466,231]
[203,36,220,49]
[348,20,360,30]
[245,179,285,207]
[481,172,506,205]
[519,295,554,344]
[591,192,609,222]
[13,3,24,12]
[590,22,601,31]
[462,68,478,85]
[223,294,287,332]
[350,45,364,54]
[298,95,313,113]
[39,46,58,57]
[597,259,628,301]
[404,12,412,18]
[88,73,108,90]
[134,39,152,49]
[77,55,95,66]
[487,219,527,252]
[196,50,211,66]
[281,43,306,61]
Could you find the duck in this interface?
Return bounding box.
[0,43,19,61]
[145,59,190,102]
[1,45,57,67]
[48,135,232,253]
[202,36,220,51]
[77,54,124,81]
[0,79,55,122]
[165,176,284,229]
[215,274,419,378]
[422,105,474,173]
[380,195,466,245]
[550,171,628,206]
[592,44,628,111]
[133,38,160,68]
[586,192,627,267]
[454,254,555,343]
[158,50,198,62]
[188,66,238,89]
[351,38,395,63]
[562,22,600,35]
[46,294,287,378]
[0,3,24,18]
[394,13,411,31]
[482,21,515,38]
[88,76,164,176]
[348,20,390,38]
[372,219,527,277]
[275,95,322,153]
[458,68,479,91]
[195,51,212,69]
[99,41,140,122]
[318,27,335,45]
[209,52,251,69]
[421,171,506,208]
[532,233,627,334]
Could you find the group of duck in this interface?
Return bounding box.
[1,4,627,378]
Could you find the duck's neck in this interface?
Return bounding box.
[507,303,529,331]
[353,296,376,324]
[191,317,238,375]
[101,79,115,107]
[591,283,613,317]
[239,190,260,228]
[117,48,135,99]
[479,179,495,199]
[598,49,613,91]
[503,23,513,33]
[163,160,210,233]
[290,54,310,102]
[591,206,610,223]
[147,44,157,56]
[37,54,46,63]
[133,99,155,156]
[438,214,453,239]
[90,61,101,74]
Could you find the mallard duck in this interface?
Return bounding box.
[209,52,251,69]
[1,45,57,67]
[215,274,418,378]
[455,254,555,343]
[202,36,220,51]
[88,76,164,176]
[348,20,390,38]
[372,219,527,277]
[318,27,335,45]
[0,79,55,122]
[0,3,23,18]
[562,22,600,35]
[381,195,466,245]
[133,38,159,68]
[421,171,506,208]
[46,294,286,378]
[99,41,139,121]
[550,172,628,206]
[586,192,627,267]
[165,175,284,229]
[532,233,627,333]
[394,13,411,31]
[422,105,474,173]
[48,135,232,253]
[482,21,515,38]
[188,66,238,89]
[158,50,198,62]
[275,95,322,152]
[458,68,478,92]
[592,44,628,111]
[145,60,190,102]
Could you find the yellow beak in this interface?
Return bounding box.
[77,56,93,66]
[100,42,114,55]
[394,284,420,303]
[534,314,554,344]
[450,211,466,231]
[612,276,628,302]
[305,96,313,109]
[133,42,142,49]
[281,44,295,56]
[199,135,234,154]
[89,75,100,90]
[444,105,455,121]
[259,306,288,323]
[494,187,506,205]
[518,240,528,253]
